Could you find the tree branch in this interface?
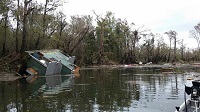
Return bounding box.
[69,26,90,54]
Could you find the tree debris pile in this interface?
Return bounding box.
[0,52,22,73]
[0,73,21,81]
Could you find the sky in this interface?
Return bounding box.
[59,0,200,49]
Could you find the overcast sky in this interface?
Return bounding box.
[60,0,200,49]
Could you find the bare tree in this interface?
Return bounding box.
[57,12,67,37]
[167,35,173,62]
[2,12,8,56]
[34,0,63,49]
[142,33,155,62]
[178,39,185,60]
[131,26,149,63]
[0,0,12,56]
[15,0,20,52]
[64,15,92,55]
[190,23,200,49]
[165,30,178,62]
[20,0,34,53]
[93,11,106,64]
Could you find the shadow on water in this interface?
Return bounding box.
[1,66,200,112]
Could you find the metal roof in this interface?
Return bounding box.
[26,49,74,70]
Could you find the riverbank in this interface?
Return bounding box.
[81,63,200,70]
[2,61,200,73]
[0,63,200,81]
[1,58,200,82]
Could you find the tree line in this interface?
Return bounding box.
[0,0,200,66]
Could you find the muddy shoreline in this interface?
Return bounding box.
[1,63,200,81]
[81,63,200,69]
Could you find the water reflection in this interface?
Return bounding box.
[19,75,74,97]
[0,67,199,112]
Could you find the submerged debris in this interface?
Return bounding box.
[0,52,22,73]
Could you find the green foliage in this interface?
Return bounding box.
[0,0,200,65]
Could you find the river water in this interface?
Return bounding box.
[1,66,200,112]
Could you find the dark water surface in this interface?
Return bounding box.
[1,66,200,112]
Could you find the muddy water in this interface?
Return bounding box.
[0,66,199,112]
